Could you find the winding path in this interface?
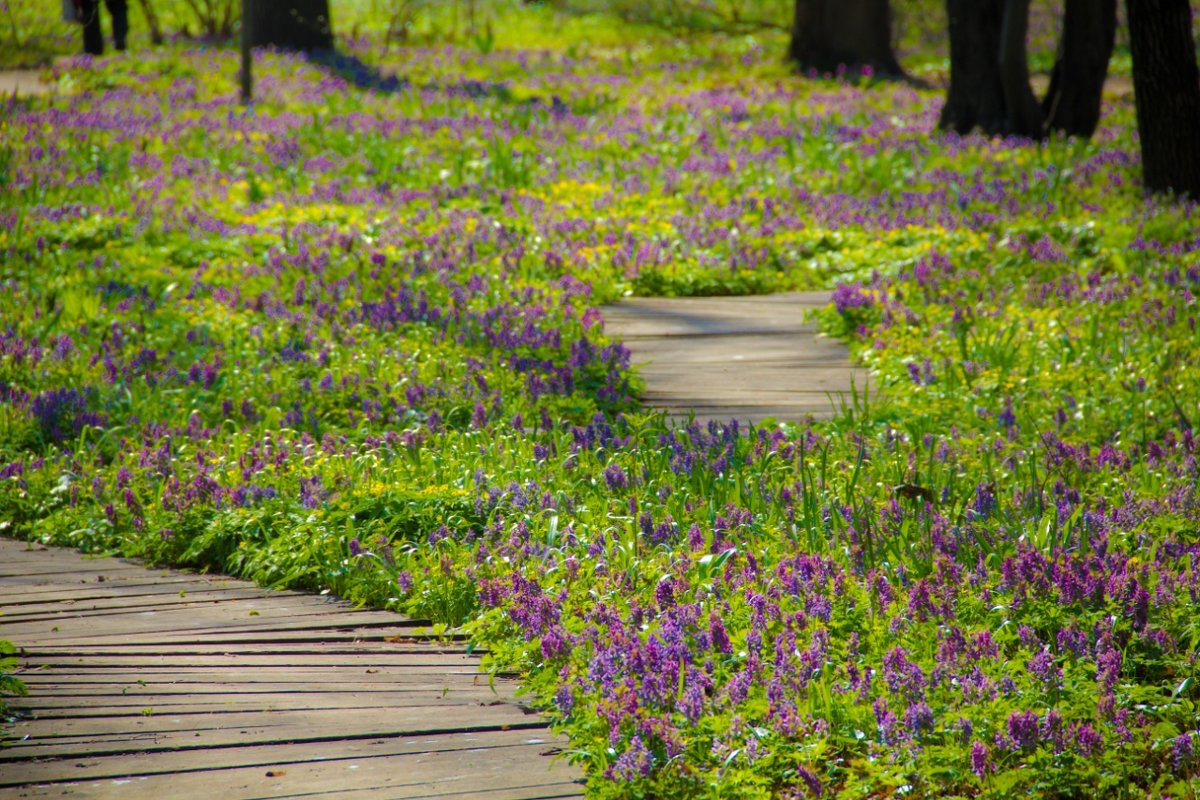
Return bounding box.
[0,538,582,799]
[602,292,863,425]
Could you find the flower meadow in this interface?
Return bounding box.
[2,33,1200,798]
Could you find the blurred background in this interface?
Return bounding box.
[7,0,1194,76]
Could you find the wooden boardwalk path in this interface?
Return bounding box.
[0,537,582,800]
[602,292,863,425]
[0,70,53,97]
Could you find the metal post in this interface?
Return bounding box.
[240,0,252,104]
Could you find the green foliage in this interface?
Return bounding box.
[2,26,1200,800]
[0,639,28,731]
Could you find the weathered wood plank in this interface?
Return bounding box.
[8,701,539,736]
[17,640,469,656]
[1,729,576,791]
[4,709,545,759]
[0,560,140,576]
[17,651,479,668]
[11,630,445,649]
[17,669,495,690]
[0,599,357,626]
[1,604,428,634]
[0,579,261,603]
[14,774,582,800]
[18,666,480,681]
[0,610,428,641]
[7,690,519,719]
[0,572,242,594]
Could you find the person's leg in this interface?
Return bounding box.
[104,0,128,50]
[80,0,104,55]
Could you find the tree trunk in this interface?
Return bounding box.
[999,0,1043,136]
[1127,0,1200,199]
[939,0,1007,135]
[136,0,165,45]
[789,0,902,77]
[1042,0,1116,137]
[246,0,332,51]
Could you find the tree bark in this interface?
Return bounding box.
[1043,0,1117,137]
[789,0,902,77]
[999,0,1043,136]
[1127,0,1200,199]
[136,0,165,45]
[246,0,332,51]
[939,0,1007,135]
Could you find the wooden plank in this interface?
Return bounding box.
[0,613,429,643]
[650,404,842,420]
[5,690,519,718]
[3,721,556,765]
[4,632,435,651]
[1,585,313,607]
[7,702,539,736]
[0,558,171,577]
[0,571,284,594]
[0,573,235,594]
[13,778,583,800]
[628,336,851,362]
[0,596,350,624]
[18,659,488,677]
[5,690,518,716]
[17,670,495,690]
[3,708,546,759]
[16,640,471,656]
[17,651,479,668]
[0,578,261,603]
[12,774,582,800]
[637,369,857,395]
[0,728,573,788]
[0,609,420,638]
[11,671,492,696]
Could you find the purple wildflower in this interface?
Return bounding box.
[603,463,628,491]
[1006,710,1041,750]
[904,701,936,737]
[1173,733,1194,770]
[794,765,823,797]
[971,740,991,779]
[608,735,653,780]
[832,283,873,314]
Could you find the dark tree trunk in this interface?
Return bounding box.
[137,0,165,45]
[246,0,332,52]
[939,0,1007,135]
[789,0,902,77]
[1043,0,1117,137]
[1127,0,1200,199]
[999,0,1043,136]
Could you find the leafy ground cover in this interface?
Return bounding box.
[2,23,1200,798]
[0,639,25,727]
